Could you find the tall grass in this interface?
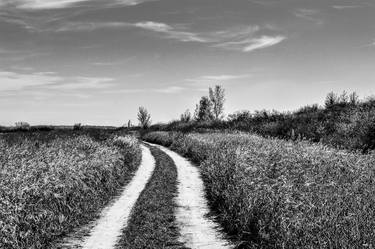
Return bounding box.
[0,134,141,248]
[144,131,375,248]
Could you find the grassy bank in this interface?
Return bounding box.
[0,134,141,249]
[144,131,375,248]
[117,145,185,249]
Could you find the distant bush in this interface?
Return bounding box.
[14,121,31,131]
[73,123,82,130]
[144,131,375,248]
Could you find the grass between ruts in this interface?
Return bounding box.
[143,131,375,249]
[116,145,187,249]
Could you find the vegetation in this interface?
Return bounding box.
[144,131,375,248]
[151,91,375,153]
[180,109,192,123]
[0,132,141,248]
[209,85,226,120]
[194,96,214,122]
[117,146,185,249]
[192,85,226,122]
[137,106,152,129]
[73,123,82,130]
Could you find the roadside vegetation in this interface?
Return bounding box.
[117,146,185,249]
[0,132,141,248]
[144,131,375,248]
[151,89,375,153]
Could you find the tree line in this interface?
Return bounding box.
[141,89,375,153]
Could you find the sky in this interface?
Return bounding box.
[0,0,375,126]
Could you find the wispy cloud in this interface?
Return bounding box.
[47,77,114,90]
[294,8,323,25]
[106,85,186,94]
[0,71,61,91]
[215,35,286,52]
[56,22,131,32]
[0,0,154,10]
[134,21,208,42]
[0,71,114,92]
[186,74,252,85]
[56,21,209,42]
[154,86,185,93]
[54,20,285,52]
[332,5,363,10]
[0,0,157,33]
[243,36,286,52]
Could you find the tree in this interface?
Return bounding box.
[73,123,82,130]
[180,109,191,122]
[339,91,349,104]
[195,96,214,121]
[209,85,225,120]
[349,92,359,105]
[137,107,151,129]
[15,122,30,130]
[325,92,337,108]
[127,120,132,128]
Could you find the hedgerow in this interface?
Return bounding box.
[144,131,375,248]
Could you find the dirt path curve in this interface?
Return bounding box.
[146,142,233,249]
[59,144,155,249]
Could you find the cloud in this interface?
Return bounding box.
[56,22,131,32]
[47,77,114,90]
[187,74,253,85]
[215,35,286,52]
[54,20,208,42]
[242,36,286,52]
[0,71,114,92]
[14,0,91,10]
[55,21,285,53]
[0,0,153,10]
[154,86,185,93]
[332,5,363,10]
[294,8,323,25]
[105,85,186,94]
[0,71,61,91]
[0,0,157,32]
[135,21,209,42]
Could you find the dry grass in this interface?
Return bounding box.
[0,134,141,248]
[144,131,375,248]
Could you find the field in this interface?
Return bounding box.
[3,128,375,248]
[143,131,375,248]
[0,131,141,248]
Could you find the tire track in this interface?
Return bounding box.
[58,144,155,249]
[116,145,186,249]
[146,142,233,249]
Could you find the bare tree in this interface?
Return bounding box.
[137,107,151,129]
[209,85,225,120]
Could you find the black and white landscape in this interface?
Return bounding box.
[1,0,375,248]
